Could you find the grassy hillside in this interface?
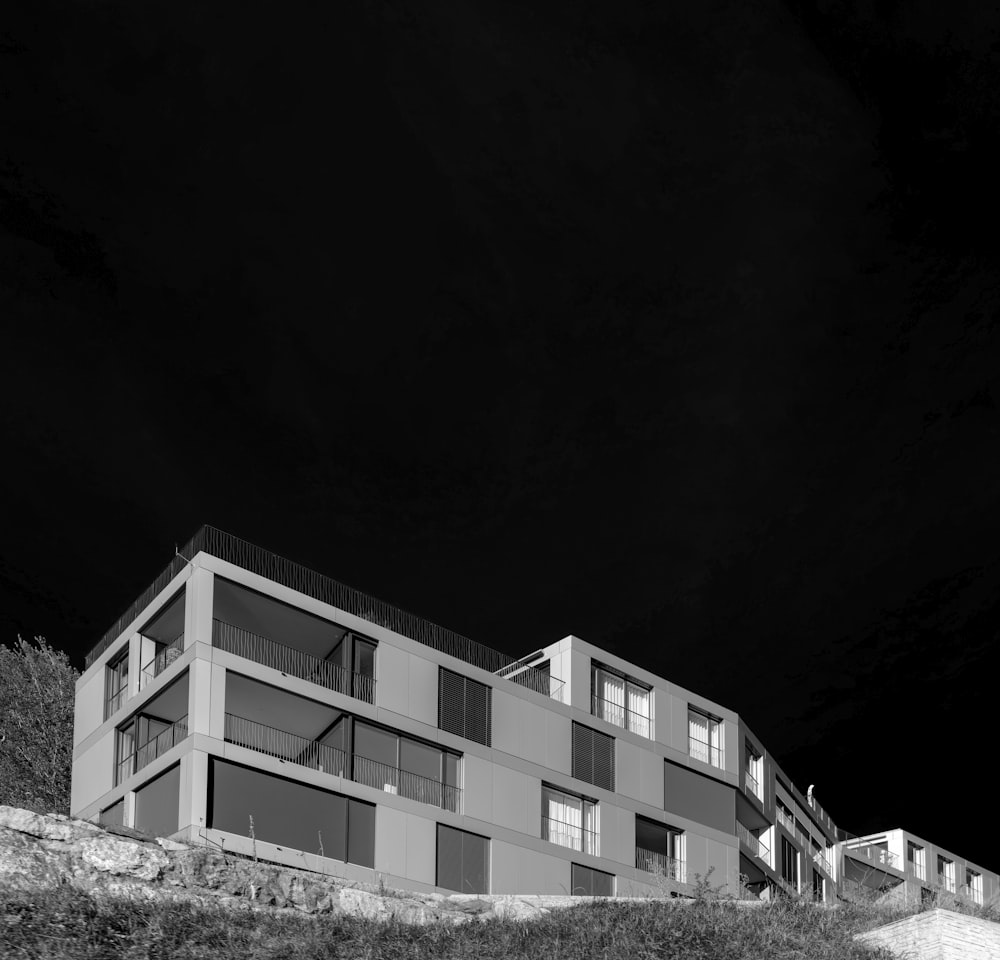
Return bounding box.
[0,884,912,960]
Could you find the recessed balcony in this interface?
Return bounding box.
[635,848,686,883]
[737,820,770,864]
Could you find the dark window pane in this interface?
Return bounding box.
[100,799,125,828]
[438,668,491,747]
[572,723,615,791]
[208,759,349,862]
[571,863,614,896]
[354,722,398,766]
[463,831,489,894]
[134,763,180,838]
[347,798,375,868]
[636,816,668,856]
[437,824,464,892]
[444,753,460,787]
[400,738,441,781]
[354,639,376,677]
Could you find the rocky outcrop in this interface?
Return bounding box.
[0,806,605,924]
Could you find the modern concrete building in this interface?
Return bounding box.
[71,527,999,902]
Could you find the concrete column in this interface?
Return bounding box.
[209,663,227,740]
[125,790,136,829]
[184,566,215,650]
[187,656,213,737]
[179,750,209,836]
[127,634,141,699]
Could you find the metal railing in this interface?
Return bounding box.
[105,685,128,721]
[937,872,957,894]
[688,734,724,769]
[909,862,926,881]
[844,842,899,870]
[591,694,651,739]
[806,792,835,833]
[224,714,461,813]
[87,527,557,701]
[541,815,599,856]
[116,715,188,785]
[776,807,795,833]
[744,769,761,800]
[213,620,376,703]
[812,849,833,876]
[224,714,348,775]
[141,633,185,683]
[737,821,770,863]
[635,848,686,883]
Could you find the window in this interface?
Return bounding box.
[907,841,926,881]
[115,712,188,786]
[920,886,935,906]
[134,763,180,838]
[781,837,799,889]
[541,785,599,855]
[591,663,651,738]
[99,798,125,829]
[105,649,130,720]
[635,815,685,882]
[571,863,614,896]
[744,741,763,800]
[436,824,489,894]
[812,869,824,902]
[775,798,794,833]
[208,759,375,867]
[572,722,615,791]
[967,869,983,905]
[688,708,723,768]
[327,632,377,703]
[352,720,461,811]
[937,855,956,893]
[438,668,492,747]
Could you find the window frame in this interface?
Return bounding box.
[541,783,599,856]
[105,647,130,720]
[570,862,615,897]
[590,662,652,738]
[438,667,492,747]
[687,707,724,769]
[571,721,616,792]
[435,823,490,894]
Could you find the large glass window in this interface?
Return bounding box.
[781,837,799,889]
[541,784,599,855]
[967,869,983,905]
[353,720,461,811]
[938,855,956,893]
[571,863,614,896]
[635,815,685,881]
[105,649,130,720]
[907,841,926,881]
[436,824,489,894]
[744,741,763,800]
[571,722,615,791]
[688,708,723,768]
[134,763,180,838]
[208,759,375,868]
[327,634,377,703]
[438,668,492,747]
[591,664,651,738]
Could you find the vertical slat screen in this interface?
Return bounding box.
[572,722,615,791]
[438,667,492,747]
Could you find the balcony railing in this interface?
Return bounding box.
[116,715,188,785]
[352,755,461,813]
[86,527,557,702]
[213,620,375,703]
[776,808,795,833]
[105,685,128,721]
[591,694,651,739]
[635,848,686,883]
[909,862,927,881]
[224,714,462,813]
[688,735,724,769]
[937,873,957,894]
[541,815,599,856]
[737,821,770,863]
[845,842,899,870]
[744,769,761,800]
[812,849,833,876]
[141,633,185,683]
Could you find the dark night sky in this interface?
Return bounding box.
[3,1,1000,870]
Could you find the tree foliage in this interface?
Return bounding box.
[0,636,78,814]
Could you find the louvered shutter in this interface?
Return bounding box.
[438,668,492,747]
[572,722,615,791]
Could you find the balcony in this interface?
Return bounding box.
[541,815,599,856]
[224,713,461,813]
[688,734,724,769]
[737,821,770,864]
[115,715,188,785]
[743,769,761,801]
[213,620,375,703]
[812,849,833,876]
[635,848,686,883]
[845,841,899,870]
[142,634,184,684]
[591,694,651,739]
[776,808,795,833]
